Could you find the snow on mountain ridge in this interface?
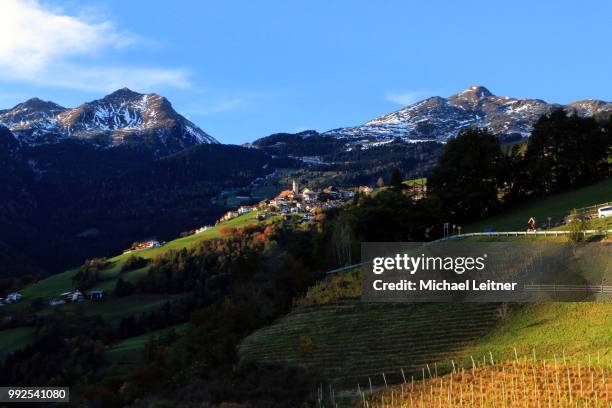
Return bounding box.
[0,88,218,148]
[0,98,66,129]
[325,86,611,144]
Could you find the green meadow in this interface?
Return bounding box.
[10,210,267,306]
[466,178,612,232]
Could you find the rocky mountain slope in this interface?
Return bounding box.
[324,86,612,144]
[0,88,217,151]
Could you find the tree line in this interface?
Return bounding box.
[326,108,610,264]
[429,108,611,225]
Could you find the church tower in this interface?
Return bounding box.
[292,179,298,194]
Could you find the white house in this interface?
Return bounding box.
[598,206,612,218]
[302,188,318,202]
[89,290,105,301]
[195,226,211,234]
[237,206,253,215]
[6,292,23,303]
[70,290,84,302]
[220,211,238,222]
[129,240,162,251]
[59,290,84,302]
[341,190,356,199]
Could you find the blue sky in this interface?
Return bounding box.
[1,0,610,144]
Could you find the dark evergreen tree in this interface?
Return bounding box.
[520,108,610,196]
[390,168,403,191]
[428,128,506,223]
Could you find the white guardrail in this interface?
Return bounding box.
[435,229,612,242]
[324,229,612,276]
[524,284,612,294]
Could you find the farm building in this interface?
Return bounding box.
[59,290,84,302]
[124,240,162,253]
[598,206,612,218]
[237,205,253,215]
[6,293,23,303]
[89,290,105,300]
[194,226,211,234]
[220,211,238,222]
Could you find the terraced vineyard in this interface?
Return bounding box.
[240,229,612,393]
[367,359,612,408]
[239,302,501,386]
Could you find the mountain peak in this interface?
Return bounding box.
[0,90,218,149]
[326,86,611,144]
[17,97,65,111]
[104,87,142,100]
[458,85,493,98]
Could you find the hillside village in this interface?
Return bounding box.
[0,181,368,309]
[217,180,360,224]
[129,179,431,250]
[2,176,609,312]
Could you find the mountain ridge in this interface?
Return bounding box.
[0,88,218,152]
[323,85,612,144]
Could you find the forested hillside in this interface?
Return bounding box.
[0,137,277,275]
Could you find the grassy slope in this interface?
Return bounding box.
[0,210,273,356]
[240,280,612,389]
[239,183,612,386]
[469,303,612,366]
[551,215,612,231]
[106,323,189,364]
[371,178,427,196]
[8,210,269,312]
[466,178,612,232]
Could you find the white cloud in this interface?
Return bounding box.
[385,91,423,106]
[0,0,189,91]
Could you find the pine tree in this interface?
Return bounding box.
[390,168,403,191]
[428,128,506,223]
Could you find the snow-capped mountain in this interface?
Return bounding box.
[325,86,612,143]
[0,88,218,149]
[0,98,68,144]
